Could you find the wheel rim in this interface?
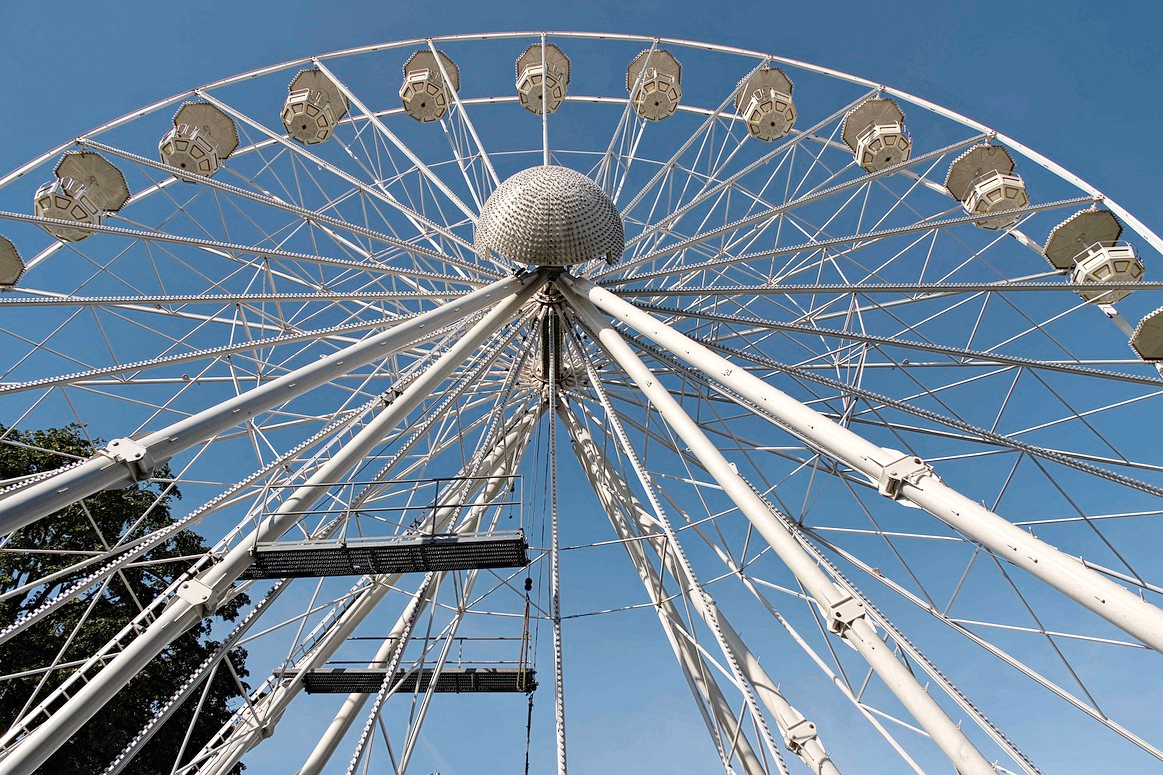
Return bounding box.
[0,32,1161,774]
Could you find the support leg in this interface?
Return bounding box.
[561,284,996,775]
[561,399,839,775]
[296,427,533,775]
[0,273,536,536]
[566,273,1163,654]
[0,278,543,775]
[560,402,769,775]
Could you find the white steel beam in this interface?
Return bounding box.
[169,99,481,264]
[618,89,878,252]
[561,283,996,775]
[561,399,840,775]
[1,324,517,648]
[567,274,1163,655]
[185,377,538,774]
[618,59,771,218]
[186,408,536,775]
[547,309,568,775]
[0,273,538,537]
[606,195,1093,287]
[560,403,770,775]
[426,39,501,189]
[310,60,480,226]
[84,137,481,268]
[605,135,987,280]
[296,421,532,775]
[0,277,542,775]
[0,208,471,285]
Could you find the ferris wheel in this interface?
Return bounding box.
[1,30,1162,774]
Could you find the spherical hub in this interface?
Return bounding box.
[475,165,624,267]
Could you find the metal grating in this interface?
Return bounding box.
[300,667,537,694]
[240,531,529,579]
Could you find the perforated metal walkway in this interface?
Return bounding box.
[240,531,529,579]
[298,667,537,694]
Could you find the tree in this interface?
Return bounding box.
[0,424,249,773]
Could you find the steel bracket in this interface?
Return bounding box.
[877,451,935,500]
[100,437,155,481]
[783,716,818,752]
[176,577,216,614]
[826,591,866,636]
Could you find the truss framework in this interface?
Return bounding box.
[0,30,1160,775]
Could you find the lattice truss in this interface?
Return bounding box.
[0,32,1161,775]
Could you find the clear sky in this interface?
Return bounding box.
[2,2,1162,774]
[2,0,1161,232]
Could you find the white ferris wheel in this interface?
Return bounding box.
[0,31,1162,775]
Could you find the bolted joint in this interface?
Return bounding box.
[380,387,403,406]
[783,716,818,752]
[100,437,155,482]
[175,577,218,615]
[877,451,936,500]
[826,591,866,637]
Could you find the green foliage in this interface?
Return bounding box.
[0,425,249,773]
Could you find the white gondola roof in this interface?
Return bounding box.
[1043,209,1124,270]
[172,102,240,158]
[1131,306,1163,361]
[0,235,23,286]
[54,151,130,212]
[944,144,1016,202]
[288,68,350,119]
[841,97,905,151]
[733,66,793,113]
[627,48,681,92]
[403,50,460,91]
[515,43,571,83]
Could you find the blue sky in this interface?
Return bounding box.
[2,0,1161,232]
[2,2,1163,774]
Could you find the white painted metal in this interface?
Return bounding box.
[735,66,795,142]
[2,31,1161,775]
[193,407,539,775]
[517,41,570,116]
[424,39,502,189]
[561,404,767,774]
[283,67,347,144]
[401,49,456,123]
[547,310,569,775]
[604,133,990,279]
[560,282,997,775]
[84,136,484,270]
[0,273,533,536]
[1071,244,1143,303]
[566,274,1163,654]
[1132,307,1163,360]
[561,402,837,775]
[0,234,22,286]
[566,345,788,772]
[341,572,439,775]
[32,176,100,240]
[12,377,531,774]
[627,48,682,121]
[310,59,480,225]
[0,30,1154,260]
[0,277,542,775]
[297,430,529,775]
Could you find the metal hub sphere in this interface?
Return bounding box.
[475,165,624,267]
